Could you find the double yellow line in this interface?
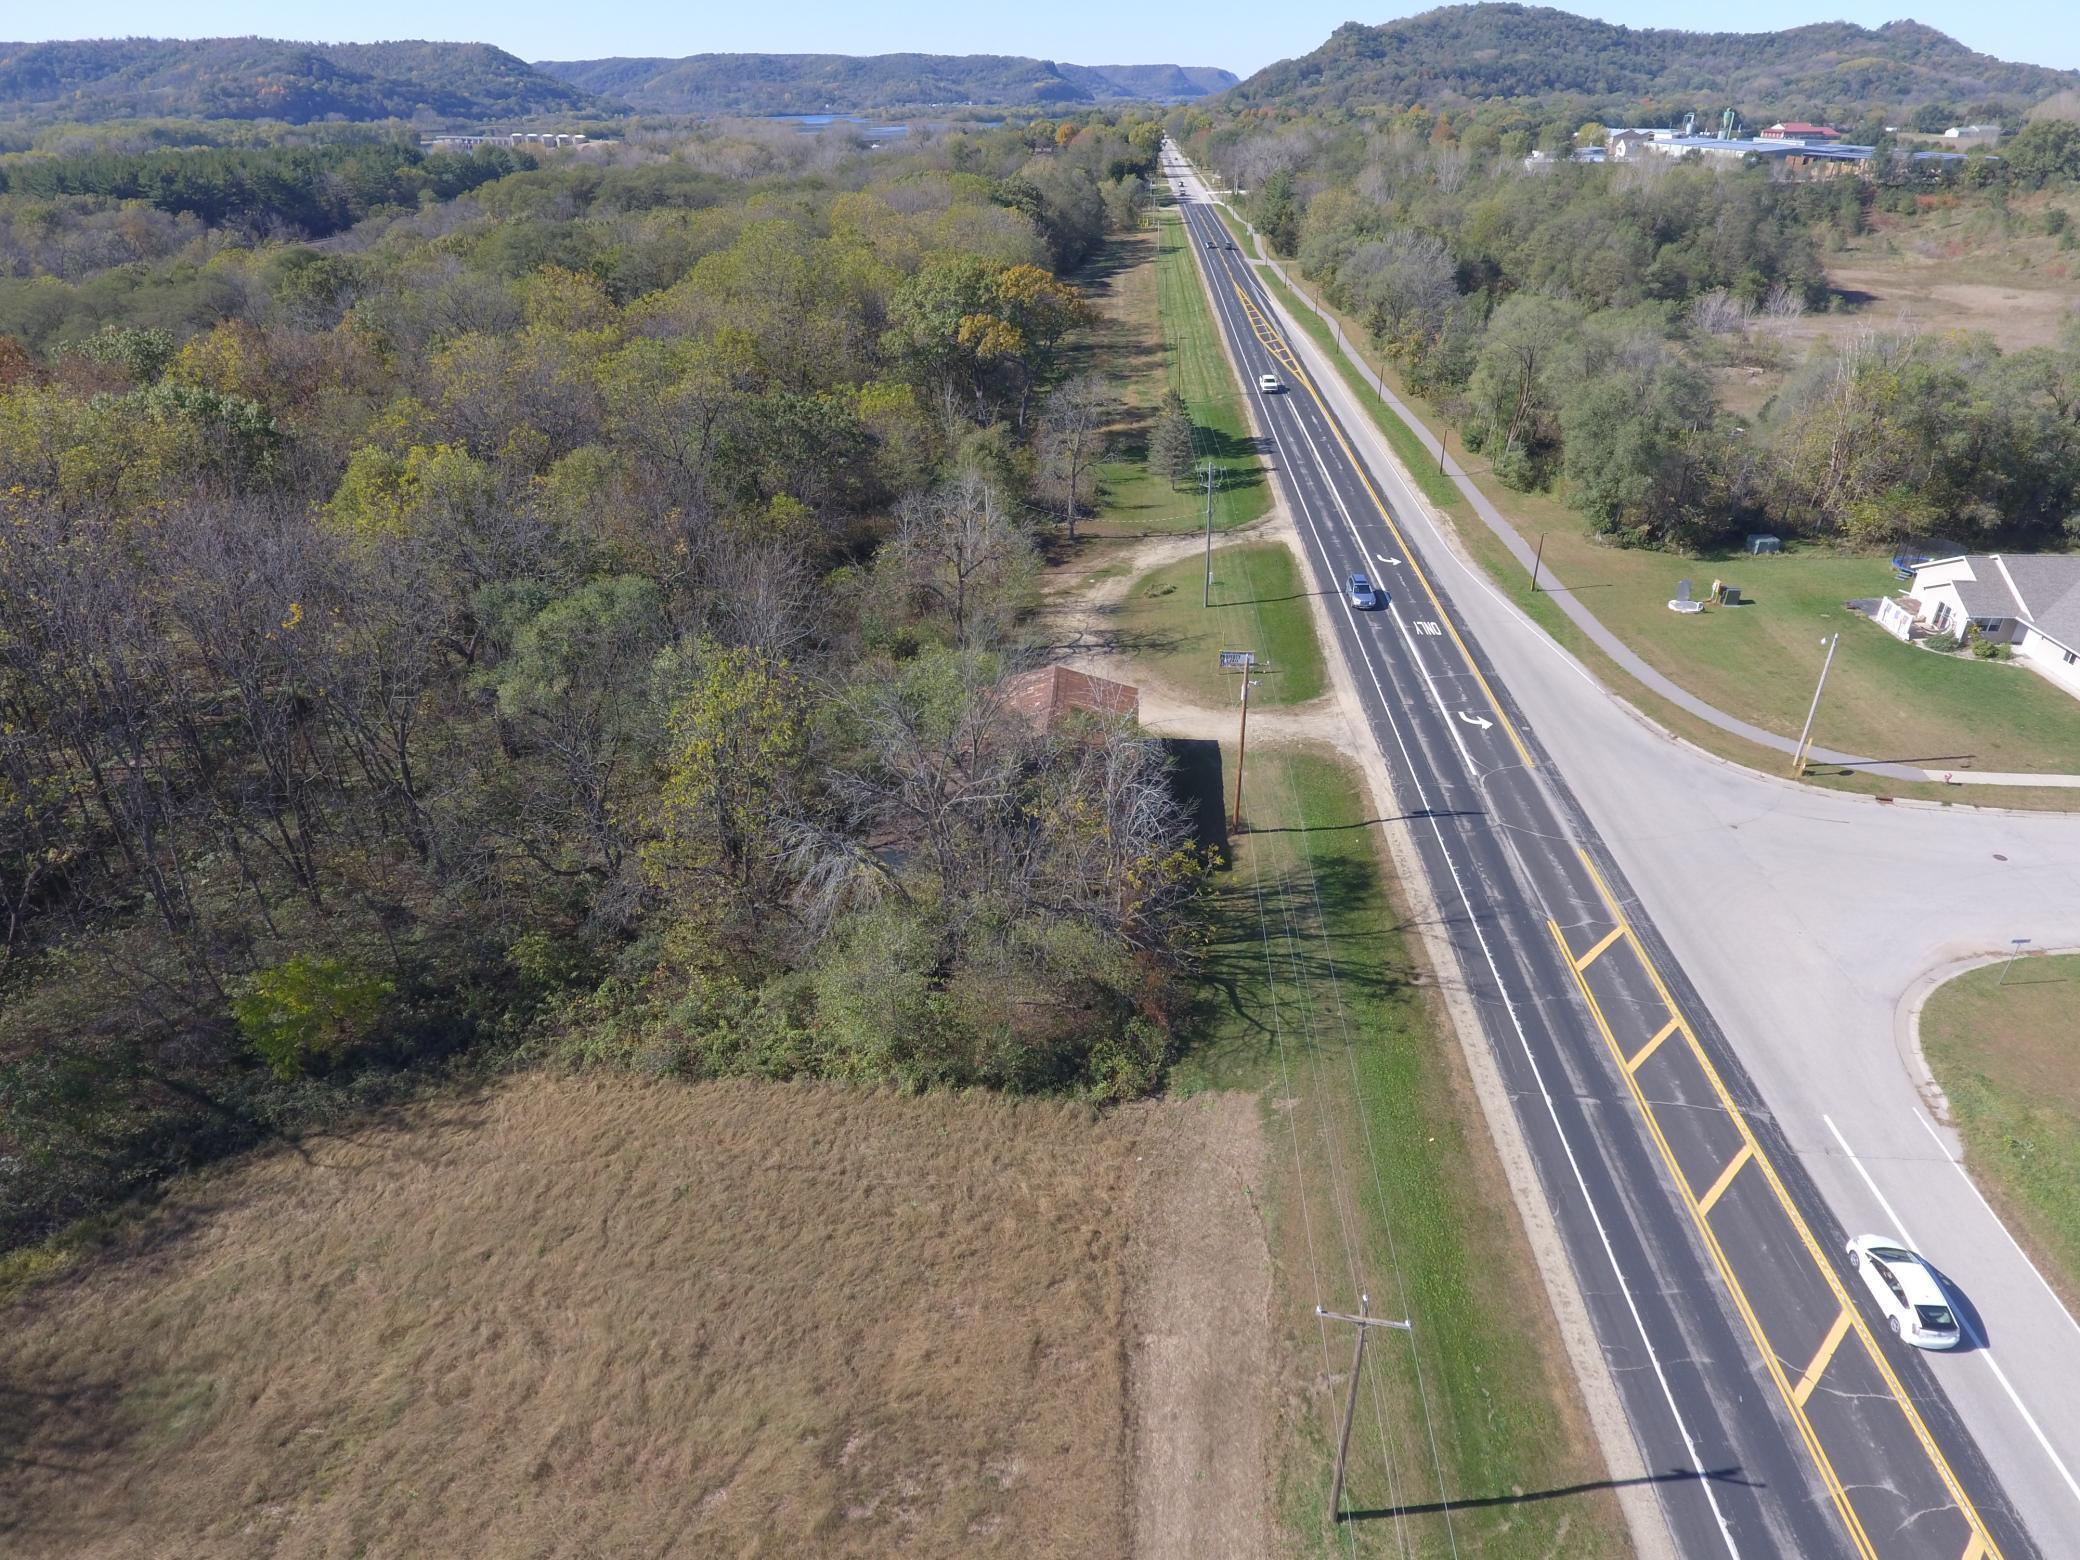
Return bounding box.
[1212,245,2006,1560]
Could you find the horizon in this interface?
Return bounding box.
[5,1,2077,82]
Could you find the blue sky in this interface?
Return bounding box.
[10,1,2077,78]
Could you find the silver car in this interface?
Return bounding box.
[1846,1234,1962,1349]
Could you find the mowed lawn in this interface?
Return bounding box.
[1081,202,1269,540]
[1922,953,2080,1314]
[0,1076,1232,1559]
[1110,540,1326,708]
[1178,746,1629,1556]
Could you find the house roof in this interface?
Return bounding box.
[1765,122,1840,137]
[1917,554,2080,651]
[1000,665,1139,730]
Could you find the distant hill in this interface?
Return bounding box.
[1229,4,2080,121]
[0,37,596,124]
[535,53,1238,115]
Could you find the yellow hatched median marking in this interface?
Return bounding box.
[1568,846,2007,1560]
[1572,925,1625,971]
[1795,1307,1857,1408]
[1627,1016,1680,1074]
[1549,918,1878,1560]
[1695,1142,1754,1216]
[1964,1531,1988,1560]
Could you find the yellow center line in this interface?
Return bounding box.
[1627,1017,1680,1074]
[1695,1142,1754,1216]
[1795,1307,1857,1408]
[1568,845,2006,1560]
[1572,925,1625,971]
[1546,918,1879,1560]
[1222,281,1539,772]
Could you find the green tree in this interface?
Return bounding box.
[1148,388,1197,489]
[232,955,393,1080]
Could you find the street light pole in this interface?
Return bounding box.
[1792,632,1840,776]
[1999,937,2032,985]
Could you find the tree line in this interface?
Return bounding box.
[1180,115,2080,551]
[0,112,1188,1249]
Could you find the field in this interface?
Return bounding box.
[1922,953,2080,1315]
[0,1076,1272,1558]
[1076,202,1270,540]
[1180,744,1629,1556]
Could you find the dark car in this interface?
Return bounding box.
[1346,572,1381,609]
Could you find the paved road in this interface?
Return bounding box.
[1162,150,2040,1559]
[1210,198,2080,790]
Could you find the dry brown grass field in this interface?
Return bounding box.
[0,1074,1271,1559]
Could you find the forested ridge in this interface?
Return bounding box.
[1176,96,2080,552]
[0,37,596,126]
[1232,4,2080,127]
[0,112,1193,1249]
[535,53,1239,116]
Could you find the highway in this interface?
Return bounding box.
[1161,146,2038,1559]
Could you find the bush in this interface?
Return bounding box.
[1923,631,1959,652]
[232,955,394,1080]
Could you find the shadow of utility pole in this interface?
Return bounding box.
[1339,1465,1760,1523]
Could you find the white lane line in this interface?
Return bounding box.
[1195,232,1739,1555]
[1822,1113,2080,1510]
[1913,1109,2080,1342]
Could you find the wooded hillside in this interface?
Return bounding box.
[0,37,595,125]
[1231,4,2080,124]
[535,53,1237,115]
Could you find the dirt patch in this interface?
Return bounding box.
[0,1074,1271,1559]
[1127,1093,1272,1560]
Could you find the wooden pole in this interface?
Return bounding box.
[1531,533,1546,593]
[1328,1298,1371,1524]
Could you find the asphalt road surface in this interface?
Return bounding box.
[1161,149,2037,1560]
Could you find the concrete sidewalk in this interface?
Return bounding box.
[1214,198,2080,793]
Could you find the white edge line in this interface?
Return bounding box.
[1823,1112,2080,1510]
[1186,200,1742,1558]
[1913,1107,2080,1344]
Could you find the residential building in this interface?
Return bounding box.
[1876,554,2080,698]
[999,666,1140,732]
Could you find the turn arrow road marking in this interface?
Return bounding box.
[1457,710,1494,731]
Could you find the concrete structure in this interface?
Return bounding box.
[1615,132,1873,172]
[1879,554,2080,697]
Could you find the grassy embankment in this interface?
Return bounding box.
[1922,953,2080,1315]
[1251,241,2080,799]
[1175,746,1630,1556]
[1078,199,1269,541]
[1109,540,1325,709]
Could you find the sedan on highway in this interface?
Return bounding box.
[1346,572,1381,610]
[1256,373,1283,394]
[1847,1234,1962,1349]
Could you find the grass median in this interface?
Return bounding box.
[1922,952,2080,1314]
[1082,209,1269,540]
[1176,745,1630,1557]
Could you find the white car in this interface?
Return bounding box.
[1257,373,1283,394]
[1846,1234,1962,1350]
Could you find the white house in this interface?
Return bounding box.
[1877,554,2080,698]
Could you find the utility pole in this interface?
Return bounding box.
[1530,533,1546,593]
[1317,1296,1414,1524]
[1201,456,1219,608]
[1437,425,1449,476]
[1791,632,1840,776]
